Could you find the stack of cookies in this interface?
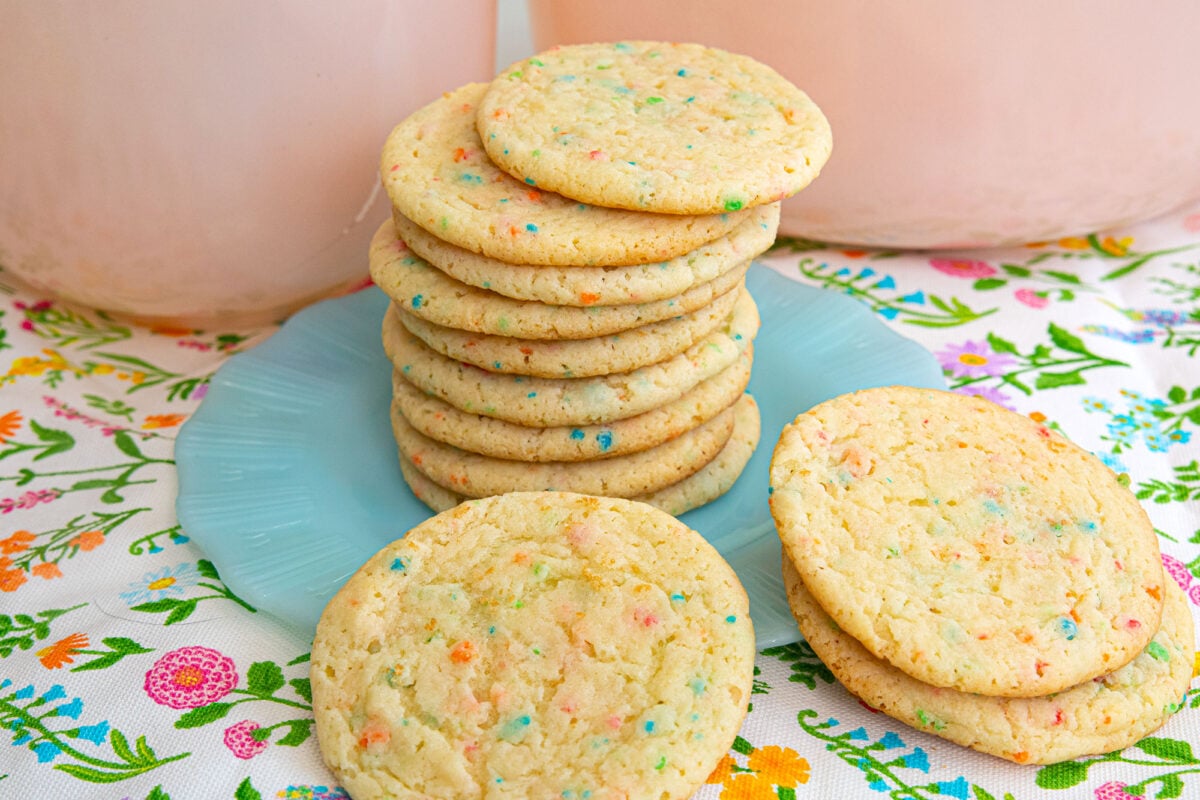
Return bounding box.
[370,41,832,515]
[769,386,1193,765]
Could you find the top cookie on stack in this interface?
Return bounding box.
[374,41,830,518]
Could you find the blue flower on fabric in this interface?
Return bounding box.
[40,684,67,702]
[55,697,84,720]
[847,726,870,740]
[33,742,62,763]
[878,731,905,749]
[868,779,890,793]
[901,746,930,772]
[936,777,971,799]
[120,562,202,606]
[75,720,111,745]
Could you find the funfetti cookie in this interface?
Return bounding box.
[310,492,755,800]
[383,288,759,428]
[369,220,750,340]
[477,41,832,215]
[381,82,752,267]
[769,385,1165,698]
[387,280,739,377]
[399,395,761,517]
[391,400,735,499]
[390,347,752,462]
[782,556,1193,765]
[391,203,779,307]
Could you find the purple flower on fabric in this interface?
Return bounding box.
[144,646,238,709]
[936,341,1016,378]
[955,385,1015,410]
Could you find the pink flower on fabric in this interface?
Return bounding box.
[144,646,238,708]
[1162,553,1192,592]
[1189,583,1200,606]
[224,719,269,759]
[1014,288,1050,309]
[929,258,997,279]
[936,340,1017,378]
[1094,781,1132,800]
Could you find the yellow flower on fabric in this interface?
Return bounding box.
[720,772,778,800]
[706,754,736,784]
[748,745,811,786]
[143,414,186,430]
[1058,236,1091,250]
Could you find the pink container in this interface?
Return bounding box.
[0,1,496,326]
[528,0,1200,248]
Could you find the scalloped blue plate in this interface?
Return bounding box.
[176,263,944,646]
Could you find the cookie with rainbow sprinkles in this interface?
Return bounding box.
[310,492,755,799]
[769,385,1165,698]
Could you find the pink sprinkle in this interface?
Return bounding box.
[589,149,607,161]
[390,164,400,172]
[607,715,622,730]
[1125,618,1142,630]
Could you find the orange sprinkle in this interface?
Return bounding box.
[579,292,601,305]
[526,189,542,202]
[450,640,475,664]
[453,147,469,162]
[358,725,391,749]
[509,225,520,237]
[1148,585,1162,600]
[1035,660,1049,677]
[492,108,510,120]
[519,347,533,355]
[425,618,438,631]
[1069,609,1081,623]
[512,552,531,565]
[1011,751,1030,764]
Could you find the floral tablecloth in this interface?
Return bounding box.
[3,201,1200,800]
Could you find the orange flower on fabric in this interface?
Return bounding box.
[0,409,22,442]
[720,772,778,800]
[142,414,186,430]
[748,745,811,786]
[1097,236,1133,257]
[71,530,106,551]
[37,632,90,669]
[0,530,36,554]
[706,754,737,784]
[0,567,27,592]
[1058,236,1091,250]
[31,562,63,580]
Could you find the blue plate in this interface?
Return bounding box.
[176,263,944,646]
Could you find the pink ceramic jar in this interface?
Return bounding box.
[0,1,496,326]
[528,0,1200,248]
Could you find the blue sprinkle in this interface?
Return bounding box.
[1059,617,1078,640]
[526,223,538,232]
[643,720,655,733]
[527,392,537,398]
[525,177,536,185]
[670,592,685,603]
[570,429,585,440]
[488,625,496,634]
[677,68,687,76]
[983,499,1003,515]
[411,294,424,309]
[493,361,503,370]
[390,557,407,572]
[596,431,614,451]
[725,615,737,624]
[1078,520,1098,533]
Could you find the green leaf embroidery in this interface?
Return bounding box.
[1136,737,1195,762]
[246,661,286,697]
[1035,760,1090,789]
[175,701,234,729]
[235,778,263,800]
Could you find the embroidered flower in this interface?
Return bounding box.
[142,414,187,430]
[0,567,27,593]
[144,646,238,708]
[0,410,22,443]
[0,530,35,555]
[121,562,202,606]
[70,530,106,551]
[36,633,90,669]
[747,745,810,785]
[224,719,269,759]
[936,341,1016,378]
[1014,288,1050,309]
[955,385,1015,410]
[1094,781,1132,800]
[31,562,62,580]
[720,772,778,800]
[929,258,997,279]
[706,754,736,784]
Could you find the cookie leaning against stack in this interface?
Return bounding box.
[310,492,756,800]
[769,386,1188,763]
[372,43,832,514]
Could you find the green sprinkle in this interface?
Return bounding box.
[530,58,544,67]
[723,198,745,212]
[533,562,549,579]
[509,70,523,79]
[1147,641,1171,662]
[915,709,946,730]
[645,96,664,104]
[654,756,666,770]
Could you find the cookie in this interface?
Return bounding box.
[387,283,738,378]
[391,203,779,307]
[769,386,1165,697]
[477,42,832,215]
[390,347,752,462]
[782,556,1193,764]
[391,401,735,499]
[380,82,752,267]
[383,288,759,427]
[310,492,755,799]
[400,395,761,517]
[370,219,751,340]
[635,394,760,516]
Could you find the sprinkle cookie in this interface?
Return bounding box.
[391,203,779,307]
[310,492,755,799]
[477,42,832,214]
[369,220,750,340]
[383,289,759,427]
[399,395,761,516]
[387,282,739,378]
[381,82,751,266]
[782,557,1193,764]
[390,348,752,462]
[391,401,735,499]
[769,386,1164,697]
